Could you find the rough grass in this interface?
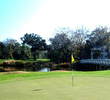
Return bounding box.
[1,71,110,100]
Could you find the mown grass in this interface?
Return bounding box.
[1,71,110,100]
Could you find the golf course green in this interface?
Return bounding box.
[0,71,110,100]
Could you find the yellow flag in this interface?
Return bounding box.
[71,54,75,63]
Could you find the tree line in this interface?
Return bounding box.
[0,26,109,63]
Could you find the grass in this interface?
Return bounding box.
[1,71,110,100]
[1,70,110,82]
[0,59,50,62]
[36,59,50,62]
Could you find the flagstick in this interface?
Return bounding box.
[71,54,75,87]
[72,68,74,87]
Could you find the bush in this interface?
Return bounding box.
[51,63,71,70]
[3,60,16,67]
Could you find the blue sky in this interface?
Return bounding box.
[0,0,45,41]
[0,0,110,43]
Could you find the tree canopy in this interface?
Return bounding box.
[21,33,47,60]
[0,26,110,62]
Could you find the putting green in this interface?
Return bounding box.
[0,76,110,100]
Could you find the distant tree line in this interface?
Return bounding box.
[0,26,109,63]
[0,33,47,60]
[48,26,110,63]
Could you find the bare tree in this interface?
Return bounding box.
[69,28,88,59]
[49,27,88,62]
[4,39,18,59]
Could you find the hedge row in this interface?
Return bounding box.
[0,60,53,71]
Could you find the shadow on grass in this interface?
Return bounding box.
[32,89,43,91]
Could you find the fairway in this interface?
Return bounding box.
[0,72,110,100]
